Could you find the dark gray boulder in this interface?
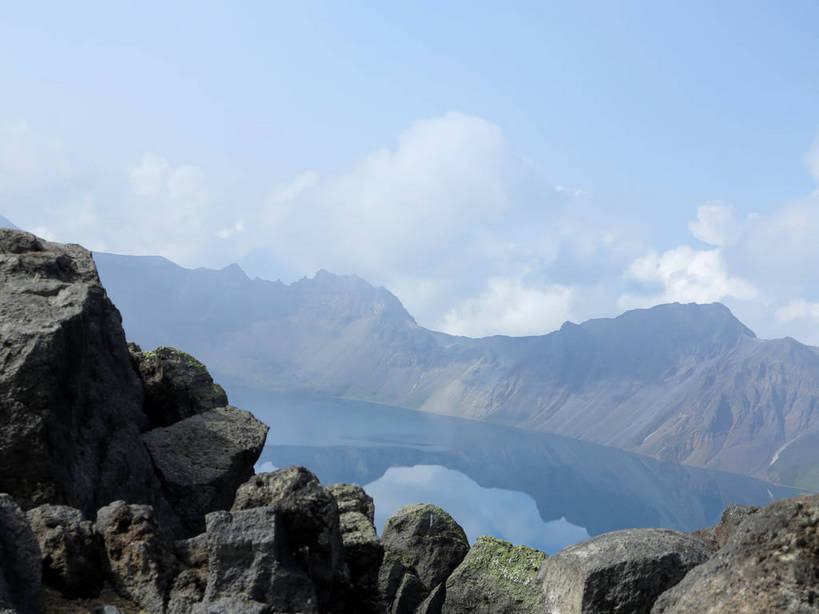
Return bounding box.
[128,344,228,428]
[25,504,103,597]
[196,506,317,614]
[328,483,384,613]
[232,466,348,609]
[442,535,547,614]
[96,501,178,614]
[652,494,819,613]
[691,503,759,550]
[167,533,209,614]
[539,528,714,614]
[0,229,175,527]
[142,406,268,537]
[0,495,42,614]
[379,503,470,612]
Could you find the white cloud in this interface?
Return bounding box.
[620,245,757,309]
[217,220,245,239]
[775,299,819,324]
[439,276,574,337]
[689,201,744,246]
[129,153,169,197]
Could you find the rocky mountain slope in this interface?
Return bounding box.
[95,253,819,485]
[1,230,818,613]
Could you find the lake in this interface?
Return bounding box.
[227,385,806,554]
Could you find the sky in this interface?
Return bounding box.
[1,1,819,341]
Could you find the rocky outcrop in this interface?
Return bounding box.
[231,466,349,610]
[379,503,470,614]
[539,528,714,614]
[0,495,42,614]
[690,503,759,550]
[652,494,819,613]
[442,536,547,614]
[129,344,228,428]
[25,504,103,597]
[142,406,268,537]
[0,230,172,522]
[95,501,178,614]
[328,483,384,612]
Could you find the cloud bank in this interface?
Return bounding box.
[3,115,819,343]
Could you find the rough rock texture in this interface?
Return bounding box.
[25,504,103,597]
[443,536,547,614]
[0,230,174,523]
[128,344,228,428]
[691,503,759,550]
[379,503,470,613]
[232,466,348,610]
[167,533,209,614]
[96,501,178,614]
[652,494,819,613]
[0,494,42,614]
[328,483,384,612]
[142,405,268,536]
[196,506,317,614]
[539,528,714,614]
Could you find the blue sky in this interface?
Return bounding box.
[2,1,819,341]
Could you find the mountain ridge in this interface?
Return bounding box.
[94,253,819,487]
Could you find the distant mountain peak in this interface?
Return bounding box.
[0,215,19,230]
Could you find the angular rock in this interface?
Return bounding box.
[167,533,209,614]
[25,504,103,597]
[443,536,547,614]
[391,572,427,614]
[417,583,446,614]
[328,483,384,612]
[0,495,42,614]
[129,344,228,428]
[379,503,469,611]
[652,494,819,613]
[143,406,268,536]
[0,229,175,526]
[199,507,317,614]
[691,503,759,550]
[381,503,470,593]
[539,528,714,614]
[232,466,348,609]
[96,501,178,614]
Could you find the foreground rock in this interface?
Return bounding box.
[652,493,819,613]
[232,467,349,611]
[691,503,759,550]
[443,536,547,613]
[193,506,318,614]
[26,504,103,597]
[328,483,384,613]
[539,528,714,614]
[0,495,42,614]
[0,230,172,523]
[379,503,470,613]
[129,344,228,428]
[96,501,178,614]
[143,406,268,536]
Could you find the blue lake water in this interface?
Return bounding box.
[229,385,807,554]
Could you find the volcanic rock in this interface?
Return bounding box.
[0,494,42,614]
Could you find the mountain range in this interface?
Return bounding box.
[92,252,819,488]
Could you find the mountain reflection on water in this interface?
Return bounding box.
[230,385,806,554]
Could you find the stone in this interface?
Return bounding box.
[691,503,759,550]
[25,504,103,597]
[0,229,177,529]
[167,533,209,614]
[129,344,228,428]
[381,503,470,595]
[96,501,178,614]
[0,495,42,614]
[391,572,427,614]
[417,583,446,614]
[199,507,317,614]
[328,483,384,612]
[539,528,714,614]
[232,466,348,609]
[652,494,819,613]
[442,536,547,614]
[142,406,268,536]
